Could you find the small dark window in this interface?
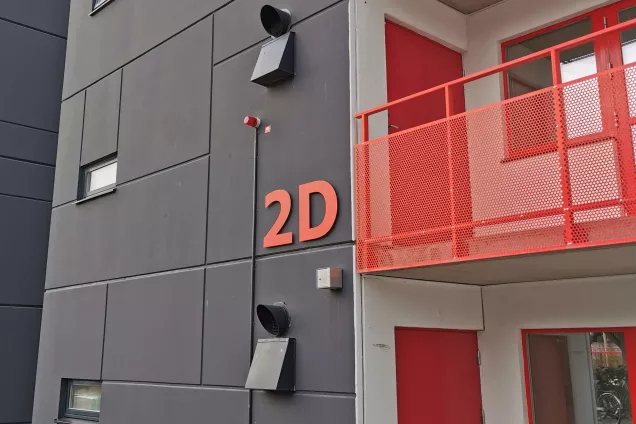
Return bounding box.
[79,157,117,200]
[61,380,101,421]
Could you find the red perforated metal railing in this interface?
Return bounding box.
[355,19,636,273]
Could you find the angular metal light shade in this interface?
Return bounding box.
[251,32,295,87]
[245,338,296,391]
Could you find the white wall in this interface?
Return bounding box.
[362,276,483,424]
[480,274,636,424]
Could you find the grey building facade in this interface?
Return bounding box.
[33,0,355,423]
[0,1,68,423]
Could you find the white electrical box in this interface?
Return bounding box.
[316,268,343,290]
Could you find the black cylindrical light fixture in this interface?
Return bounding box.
[257,303,290,337]
[260,5,292,38]
[251,5,295,87]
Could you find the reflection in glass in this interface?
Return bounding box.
[561,54,597,83]
[505,19,594,97]
[527,331,631,424]
[69,382,101,413]
[87,161,117,194]
[504,19,601,152]
[620,6,636,65]
[619,6,636,122]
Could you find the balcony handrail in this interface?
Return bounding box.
[355,17,636,271]
[355,17,636,126]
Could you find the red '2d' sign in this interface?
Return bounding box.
[263,180,338,248]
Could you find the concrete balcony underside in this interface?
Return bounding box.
[369,242,636,285]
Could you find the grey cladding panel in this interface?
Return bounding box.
[202,262,252,387]
[252,391,355,424]
[209,3,352,261]
[100,383,249,424]
[0,122,57,165]
[52,93,84,207]
[118,18,212,183]
[0,0,70,37]
[63,0,227,98]
[0,307,41,423]
[0,20,65,132]
[0,158,54,201]
[46,158,208,288]
[206,104,253,263]
[255,245,355,393]
[32,285,106,424]
[81,70,121,166]
[213,0,343,63]
[0,196,51,306]
[102,270,204,384]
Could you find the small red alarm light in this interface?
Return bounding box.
[244,116,261,128]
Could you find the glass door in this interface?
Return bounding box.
[525,330,636,424]
[600,0,636,67]
[602,0,636,215]
[614,2,636,117]
[502,16,603,159]
[619,5,636,65]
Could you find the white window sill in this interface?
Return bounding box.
[75,187,116,205]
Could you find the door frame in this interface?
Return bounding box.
[360,276,484,424]
[521,327,636,424]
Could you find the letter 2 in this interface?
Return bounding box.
[263,189,293,248]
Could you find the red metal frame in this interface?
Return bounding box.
[355,16,636,273]
[500,10,603,101]
[521,327,636,424]
[501,0,636,160]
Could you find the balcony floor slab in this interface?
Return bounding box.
[370,243,636,285]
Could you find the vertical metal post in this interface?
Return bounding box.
[551,50,575,244]
[360,114,372,270]
[247,125,260,424]
[361,114,369,143]
[445,85,459,257]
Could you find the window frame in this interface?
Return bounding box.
[78,156,117,202]
[90,0,116,16]
[521,327,636,424]
[499,11,607,161]
[60,380,102,422]
[500,12,603,101]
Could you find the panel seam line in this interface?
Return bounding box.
[0,15,67,39]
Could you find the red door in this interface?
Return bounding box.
[385,20,465,131]
[385,21,470,253]
[395,328,483,424]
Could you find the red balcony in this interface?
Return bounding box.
[355,19,636,283]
